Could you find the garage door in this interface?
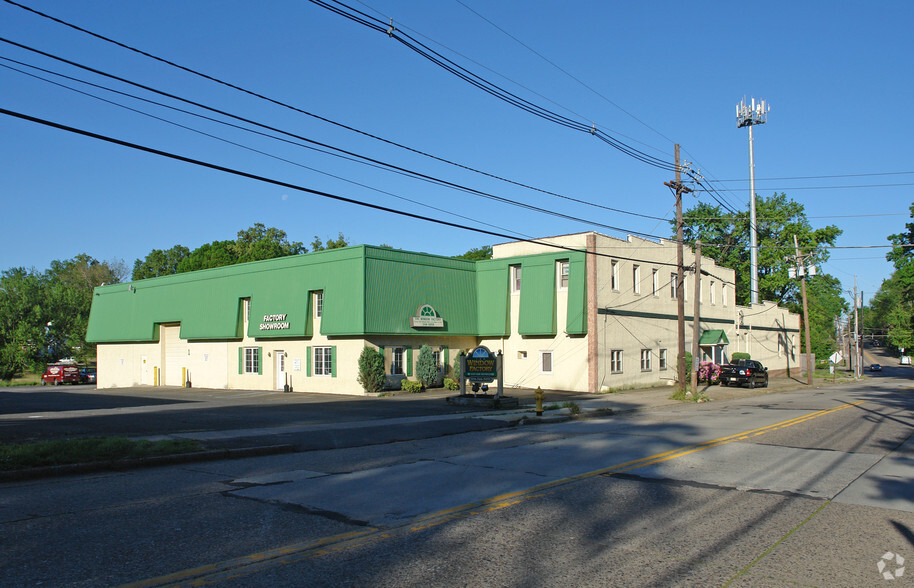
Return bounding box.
[162,324,188,387]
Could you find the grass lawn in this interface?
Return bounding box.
[0,437,202,471]
[0,372,41,387]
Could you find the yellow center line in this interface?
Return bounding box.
[122,400,864,587]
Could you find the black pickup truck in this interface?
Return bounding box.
[719,359,768,388]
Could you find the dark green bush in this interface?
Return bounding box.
[357,347,386,394]
[416,344,439,388]
[731,352,751,361]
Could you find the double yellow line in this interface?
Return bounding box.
[124,400,864,587]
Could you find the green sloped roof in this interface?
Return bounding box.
[699,329,729,345]
[87,245,588,343]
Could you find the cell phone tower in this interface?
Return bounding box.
[737,96,769,305]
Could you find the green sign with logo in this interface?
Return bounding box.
[466,345,497,383]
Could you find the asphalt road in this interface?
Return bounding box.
[0,367,911,587]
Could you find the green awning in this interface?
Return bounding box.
[699,329,729,345]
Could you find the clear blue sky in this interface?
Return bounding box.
[2,1,912,305]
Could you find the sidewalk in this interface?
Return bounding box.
[0,374,853,482]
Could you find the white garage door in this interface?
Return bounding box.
[162,325,188,387]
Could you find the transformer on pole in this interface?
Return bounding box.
[736,97,769,305]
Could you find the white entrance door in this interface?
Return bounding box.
[275,351,286,390]
[141,355,149,385]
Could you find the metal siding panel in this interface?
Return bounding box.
[518,260,556,336]
[566,253,588,335]
[476,262,510,337]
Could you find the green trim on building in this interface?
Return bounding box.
[597,308,799,333]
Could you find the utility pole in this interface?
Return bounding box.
[737,97,769,305]
[854,276,861,379]
[791,235,813,385]
[691,241,702,395]
[665,144,691,393]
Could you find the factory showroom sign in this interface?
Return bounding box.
[260,313,290,331]
[409,304,444,328]
[466,345,497,383]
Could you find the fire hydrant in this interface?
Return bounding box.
[534,386,544,416]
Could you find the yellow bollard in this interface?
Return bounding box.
[535,386,544,416]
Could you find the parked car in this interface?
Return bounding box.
[869,363,882,372]
[79,366,97,384]
[719,359,768,388]
[41,362,81,385]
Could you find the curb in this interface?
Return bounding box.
[0,444,295,483]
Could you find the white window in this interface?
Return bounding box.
[392,347,405,375]
[611,350,623,373]
[670,273,677,298]
[315,291,323,318]
[633,265,641,294]
[540,351,553,374]
[558,261,569,290]
[243,298,251,326]
[652,269,658,296]
[611,261,619,291]
[722,284,728,307]
[243,347,259,374]
[433,350,441,372]
[641,349,652,372]
[710,281,716,305]
[659,349,668,371]
[314,346,332,376]
[511,265,522,293]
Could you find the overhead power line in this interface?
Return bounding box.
[0,37,666,240]
[2,0,669,223]
[307,0,682,174]
[0,108,690,268]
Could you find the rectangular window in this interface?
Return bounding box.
[611,261,619,291]
[243,298,251,326]
[315,291,323,318]
[314,346,332,376]
[558,261,569,290]
[610,350,623,373]
[652,269,658,296]
[659,349,668,371]
[541,351,553,374]
[710,281,716,305]
[722,284,728,307]
[511,265,522,293]
[392,347,405,375]
[633,265,641,294]
[433,350,441,372]
[641,349,652,372]
[243,347,259,374]
[670,273,677,298]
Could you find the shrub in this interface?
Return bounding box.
[561,401,581,415]
[676,351,693,380]
[443,377,460,391]
[357,347,386,394]
[698,361,721,383]
[400,379,423,393]
[731,352,751,361]
[452,353,463,382]
[415,344,439,388]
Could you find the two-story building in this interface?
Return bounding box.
[86,232,800,393]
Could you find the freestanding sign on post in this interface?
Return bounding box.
[460,346,503,398]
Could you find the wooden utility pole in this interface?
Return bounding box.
[793,235,813,385]
[691,241,702,395]
[665,144,691,393]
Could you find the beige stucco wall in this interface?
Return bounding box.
[479,281,590,392]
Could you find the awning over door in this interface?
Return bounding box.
[699,329,729,346]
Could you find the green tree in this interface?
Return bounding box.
[454,245,492,261]
[415,344,439,388]
[234,223,305,262]
[131,245,190,280]
[803,274,848,359]
[679,193,841,307]
[356,347,386,394]
[177,240,237,273]
[311,232,349,252]
[0,268,45,379]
